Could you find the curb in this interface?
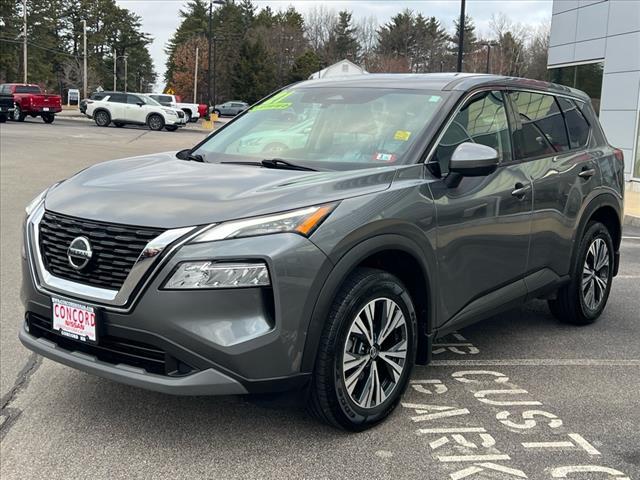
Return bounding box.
[623,214,640,227]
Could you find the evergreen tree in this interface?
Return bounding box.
[325,10,359,62]
[288,50,322,83]
[450,14,477,70]
[231,38,275,103]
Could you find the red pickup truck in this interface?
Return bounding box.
[0,83,62,123]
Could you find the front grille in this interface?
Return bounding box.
[39,211,164,290]
[27,312,195,376]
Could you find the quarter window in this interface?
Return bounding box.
[557,97,590,149]
[434,90,511,174]
[510,91,570,159]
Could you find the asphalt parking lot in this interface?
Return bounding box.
[1,118,639,479]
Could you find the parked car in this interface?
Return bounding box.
[80,91,116,114]
[20,74,624,431]
[85,92,186,131]
[148,94,200,122]
[0,83,62,123]
[0,92,14,122]
[197,103,209,120]
[211,100,248,116]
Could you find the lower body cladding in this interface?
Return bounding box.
[20,231,332,395]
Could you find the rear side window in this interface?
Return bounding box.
[127,94,141,104]
[434,90,511,174]
[557,97,591,148]
[510,91,570,159]
[108,93,126,103]
[15,85,41,94]
[91,92,107,100]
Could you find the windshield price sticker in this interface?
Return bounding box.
[251,91,294,111]
[401,370,631,479]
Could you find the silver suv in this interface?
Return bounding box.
[20,74,624,430]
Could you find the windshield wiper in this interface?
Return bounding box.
[188,153,205,162]
[261,158,316,171]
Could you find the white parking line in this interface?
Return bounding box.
[428,359,640,366]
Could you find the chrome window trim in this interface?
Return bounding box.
[26,203,199,311]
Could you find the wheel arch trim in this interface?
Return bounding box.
[300,234,436,372]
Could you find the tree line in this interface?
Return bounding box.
[166,0,550,105]
[0,0,156,96]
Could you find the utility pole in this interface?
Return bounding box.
[456,0,466,73]
[23,0,27,83]
[194,46,199,102]
[113,48,116,90]
[124,55,128,92]
[82,19,87,100]
[207,0,224,106]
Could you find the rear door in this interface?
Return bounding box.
[430,89,533,329]
[508,90,598,282]
[105,93,126,120]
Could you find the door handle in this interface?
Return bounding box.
[511,182,529,199]
[579,168,595,179]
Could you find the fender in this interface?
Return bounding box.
[570,189,622,276]
[300,233,437,372]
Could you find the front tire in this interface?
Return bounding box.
[548,221,614,325]
[307,268,417,431]
[148,114,164,131]
[13,104,25,122]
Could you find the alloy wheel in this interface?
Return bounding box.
[342,297,408,409]
[582,237,610,311]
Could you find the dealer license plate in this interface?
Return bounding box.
[52,297,97,343]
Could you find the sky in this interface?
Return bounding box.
[116,0,553,89]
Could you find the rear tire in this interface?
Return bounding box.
[42,113,55,123]
[548,221,614,325]
[148,114,164,131]
[114,122,124,128]
[94,110,110,127]
[212,109,221,117]
[182,110,191,122]
[0,113,6,123]
[165,125,178,132]
[307,268,417,431]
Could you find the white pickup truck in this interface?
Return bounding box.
[148,94,200,123]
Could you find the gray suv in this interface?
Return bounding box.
[20,74,624,430]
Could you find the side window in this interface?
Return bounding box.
[510,91,570,159]
[127,94,141,104]
[557,97,591,149]
[108,93,126,103]
[434,90,511,174]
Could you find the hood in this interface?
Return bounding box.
[45,152,395,229]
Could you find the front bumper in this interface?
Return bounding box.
[21,216,332,394]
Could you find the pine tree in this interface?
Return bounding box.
[450,14,477,70]
[288,50,322,83]
[231,38,275,103]
[326,10,359,62]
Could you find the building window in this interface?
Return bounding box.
[548,62,604,114]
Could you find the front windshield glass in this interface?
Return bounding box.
[195,87,445,169]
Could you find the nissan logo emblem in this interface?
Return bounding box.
[67,236,93,270]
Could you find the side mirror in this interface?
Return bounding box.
[446,142,499,188]
[137,101,144,107]
[176,149,191,160]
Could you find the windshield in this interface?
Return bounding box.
[194,87,445,169]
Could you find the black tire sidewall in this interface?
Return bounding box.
[95,110,110,127]
[573,222,614,321]
[329,272,417,428]
[148,114,164,131]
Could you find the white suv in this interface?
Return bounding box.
[86,92,187,131]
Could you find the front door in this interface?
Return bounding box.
[125,94,147,124]
[429,90,533,329]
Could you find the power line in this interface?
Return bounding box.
[0,37,80,58]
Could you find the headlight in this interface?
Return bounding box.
[163,261,270,289]
[192,203,337,243]
[163,108,177,115]
[25,182,60,216]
